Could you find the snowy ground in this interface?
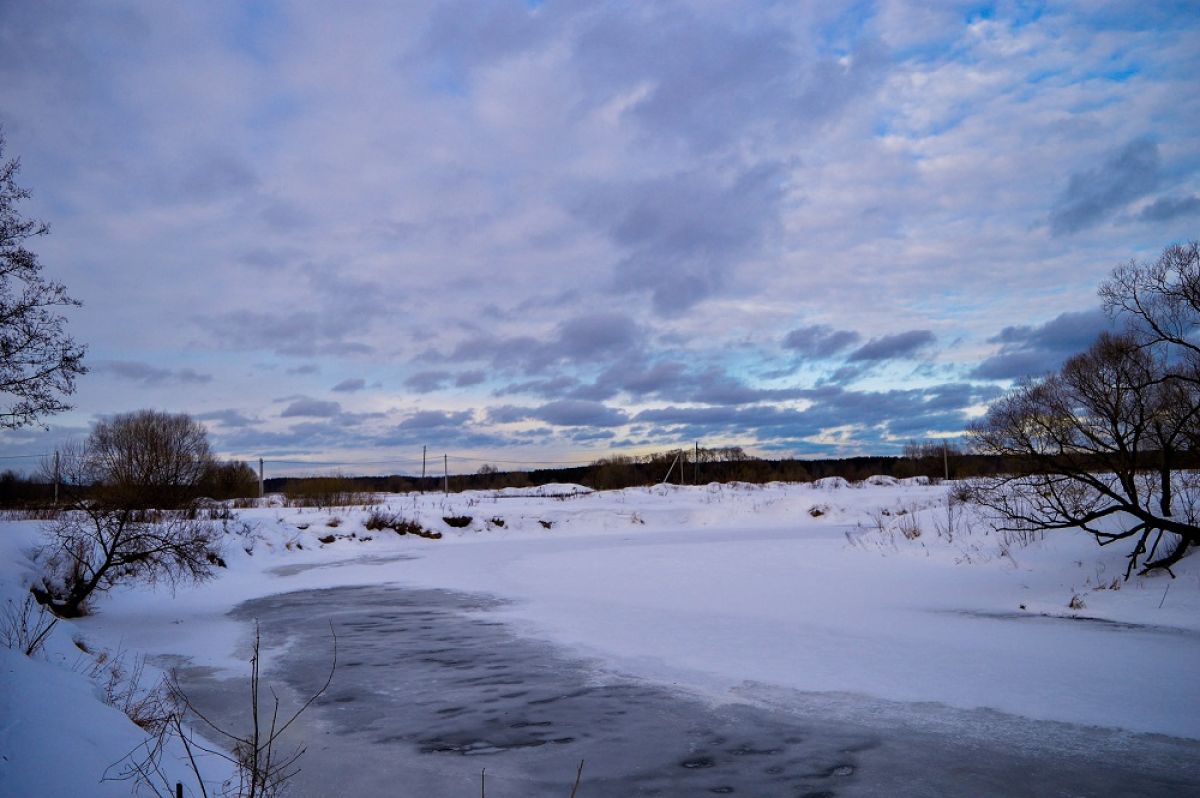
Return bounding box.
[3,479,1199,795]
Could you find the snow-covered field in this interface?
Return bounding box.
[3,479,1199,795]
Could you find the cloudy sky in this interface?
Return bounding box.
[1,1,1197,474]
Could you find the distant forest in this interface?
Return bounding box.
[5,441,1198,508]
[268,443,1000,495]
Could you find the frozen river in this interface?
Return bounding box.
[174,584,1200,797]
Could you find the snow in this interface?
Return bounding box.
[3,479,1199,794]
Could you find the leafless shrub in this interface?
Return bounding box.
[108,623,336,798]
[101,654,177,736]
[0,505,61,520]
[33,508,221,618]
[0,593,58,656]
[897,513,922,540]
[933,493,965,542]
[364,508,442,539]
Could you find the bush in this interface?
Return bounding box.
[442,515,472,528]
[281,474,375,508]
[364,508,442,539]
[200,459,259,501]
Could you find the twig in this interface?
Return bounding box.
[1159,581,1171,608]
[569,759,585,798]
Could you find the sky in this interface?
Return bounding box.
[0,0,1198,476]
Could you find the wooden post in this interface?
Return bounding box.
[694,441,699,485]
[943,441,949,481]
[176,783,183,798]
[52,450,59,506]
[444,454,449,495]
[660,452,680,485]
[259,457,265,499]
[422,445,427,491]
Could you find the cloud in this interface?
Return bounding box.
[195,408,256,428]
[570,5,886,153]
[532,400,628,427]
[454,370,486,387]
[1049,138,1161,235]
[331,378,366,393]
[396,410,474,430]
[1138,194,1200,223]
[199,310,374,358]
[847,330,935,362]
[555,312,640,358]
[404,370,452,393]
[971,308,1114,380]
[175,149,256,201]
[443,312,644,375]
[782,325,862,358]
[495,376,581,398]
[97,360,212,385]
[577,164,786,315]
[633,381,999,449]
[280,399,342,418]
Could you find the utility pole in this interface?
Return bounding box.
[259,457,265,499]
[443,454,448,495]
[943,441,949,482]
[694,441,699,485]
[52,450,59,506]
[422,445,427,491]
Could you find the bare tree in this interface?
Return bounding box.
[1101,241,1200,369]
[1101,240,1200,451]
[86,409,214,509]
[969,328,1200,578]
[32,411,222,617]
[0,134,86,428]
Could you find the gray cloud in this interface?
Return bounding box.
[633,381,998,449]
[331,378,366,393]
[783,325,862,358]
[443,312,644,375]
[280,399,342,418]
[533,400,628,428]
[495,376,581,398]
[555,312,640,358]
[971,308,1114,380]
[576,163,786,315]
[97,360,212,385]
[848,330,935,362]
[454,370,486,387]
[200,310,374,358]
[397,410,474,430]
[175,150,256,201]
[571,5,886,153]
[1050,138,1161,235]
[405,370,452,393]
[1139,194,1200,223]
